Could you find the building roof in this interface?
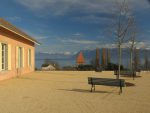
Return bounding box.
[0,18,40,45]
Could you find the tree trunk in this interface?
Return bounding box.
[118,44,121,79]
[96,48,100,68]
[130,47,135,80]
[130,48,133,74]
[107,48,111,64]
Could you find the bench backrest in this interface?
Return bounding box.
[136,69,141,72]
[88,77,125,87]
[114,70,136,76]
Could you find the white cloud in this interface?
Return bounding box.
[72,33,82,36]
[121,41,148,49]
[73,15,113,24]
[136,42,146,48]
[5,16,22,22]
[61,39,100,44]
[15,0,149,16]
[15,0,110,15]
[34,36,49,40]
[95,41,149,49]
[19,28,49,40]
[64,51,71,55]
[14,0,150,25]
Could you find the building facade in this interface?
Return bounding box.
[0,18,39,80]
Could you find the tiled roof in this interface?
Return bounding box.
[0,18,39,44]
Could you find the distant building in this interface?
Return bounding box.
[76,52,85,65]
[0,18,39,80]
[42,64,56,71]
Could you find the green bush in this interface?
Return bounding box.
[77,65,95,71]
[105,63,124,70]
[41,63,49,67]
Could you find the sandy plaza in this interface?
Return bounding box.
[0,71,149,113]
[1,0,150,113]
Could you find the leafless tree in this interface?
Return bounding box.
[101,48,107,69]
[109,0,135,79]
[95,48,100,68]
[134,49,140,71]
[128,17,138,76]
[107,48,111,64]
[144,49,149,71]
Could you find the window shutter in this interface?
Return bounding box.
[22,47,25,67]
[0,42,2,71]
[8,44,11,70]
[16,46,18,68]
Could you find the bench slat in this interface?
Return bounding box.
[114,70,136,76]
[88,77,125,87]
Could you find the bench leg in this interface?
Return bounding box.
[91,84,95,92]
[120,80,122,94]
[91,85,93,92]
[120,85,122,94]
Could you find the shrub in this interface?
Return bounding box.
[41,63,49,67]
[77,65,95,71]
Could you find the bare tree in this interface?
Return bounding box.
[128,17,138,79]
[144,49,149,71]
[134,49,140,71]
[110,0,134,79]
[107,48,111,64]
[101,48,107,69]
[95,48,100,68]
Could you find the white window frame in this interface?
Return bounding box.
[18,47,23,68]
[1,43,8,71]
[28,49,32,67]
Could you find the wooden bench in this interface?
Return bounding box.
[88,77,125,93]
[136,69,141,73]
[136,69,141,74]
[114,70,136,76]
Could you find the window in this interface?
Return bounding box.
[2,43,8,70]
[18,47,23,68]
[28,49,32,67]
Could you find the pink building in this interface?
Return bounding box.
[0,18,39,80]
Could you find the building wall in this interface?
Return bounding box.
[0,27,35,81]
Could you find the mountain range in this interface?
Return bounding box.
[35,48,150,69]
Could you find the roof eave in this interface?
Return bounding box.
[0,25,40,45]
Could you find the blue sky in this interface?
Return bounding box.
[0,0,150,54]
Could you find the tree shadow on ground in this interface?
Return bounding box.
[58,89,113,94]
